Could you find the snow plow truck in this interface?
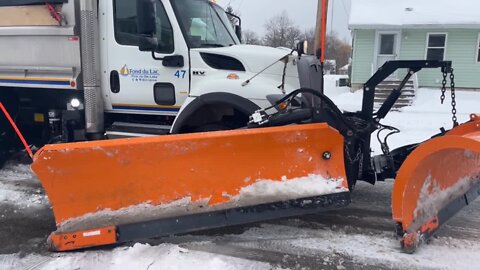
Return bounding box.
[0,0,305,163]
[1,0,479,254]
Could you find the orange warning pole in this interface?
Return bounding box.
[321,0,328,63]
[0,102,33,159]
[315,0,329,62]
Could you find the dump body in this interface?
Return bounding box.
[0,2,79,90]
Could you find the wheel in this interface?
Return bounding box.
[193,122,232,133]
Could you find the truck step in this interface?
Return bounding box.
[106,122,170,139]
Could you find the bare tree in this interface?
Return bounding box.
[304,28,351,70]
[263,11,302,49]
[325,31,351,70]
[243,30,263,45]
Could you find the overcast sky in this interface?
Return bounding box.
[216,0,352,41]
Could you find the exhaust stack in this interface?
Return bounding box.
[80,0,104,139]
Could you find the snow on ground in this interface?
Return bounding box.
[235,223,480,270]
[0,161,47,208]
[0,243,279,270]
[327,87,478,154]
[0,84,479,269]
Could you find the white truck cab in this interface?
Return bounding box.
[0,0,305,151]
[105,0,300,134]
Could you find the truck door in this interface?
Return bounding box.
[105,0,190,116]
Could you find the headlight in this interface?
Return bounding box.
[70,99,81,108]
[68,98,83,111]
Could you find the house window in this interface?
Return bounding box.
[426,33,446,61]
[114,0,174,53]
[379,34,395,55]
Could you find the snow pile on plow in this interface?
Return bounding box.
[58,175,346,233]
[231,175,346,205]
[412,175,479,234]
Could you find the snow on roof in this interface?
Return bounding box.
[349,0,480,29]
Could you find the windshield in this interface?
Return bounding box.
[170,0,240,48]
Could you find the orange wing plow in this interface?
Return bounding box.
[32,123,350,251]
[393,114,480,253]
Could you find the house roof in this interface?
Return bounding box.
[349,0,480,29]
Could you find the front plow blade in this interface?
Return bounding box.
[32,124,349,251]
[393,115,480,253]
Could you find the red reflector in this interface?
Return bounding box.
[70,81,76,87]
[68,36,80,42]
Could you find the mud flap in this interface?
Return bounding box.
[392,115,480,253]
[32,123,350,251]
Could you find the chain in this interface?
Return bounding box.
[345,145,362,164]
[440,69,447,104]
[450,70,458,126]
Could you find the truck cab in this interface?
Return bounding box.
[0,0,303,152]
[104,0,300,135]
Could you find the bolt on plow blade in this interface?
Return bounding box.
[393,115,480,253]
[32,123,350,251]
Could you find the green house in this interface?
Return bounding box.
[349,0,480,91]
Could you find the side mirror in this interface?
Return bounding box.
[162,55,184,68]
[296,40,308,57]
[234,25,242,43]
[137,0,158,52]
[139,37,158,52]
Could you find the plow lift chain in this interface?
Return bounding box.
[441,67,458,126]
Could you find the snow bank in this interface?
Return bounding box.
[59,175,346,232]
[329,88,479,155]
[0,243,277,270]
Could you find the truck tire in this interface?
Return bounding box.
[193,122,231,132]
[171,93,260,134]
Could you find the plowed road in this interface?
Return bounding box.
[0,161,479,270]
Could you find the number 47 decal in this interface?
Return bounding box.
[174,70,187,79]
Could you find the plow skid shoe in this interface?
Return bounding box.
[32,124,349,251]
[393,115,480,253]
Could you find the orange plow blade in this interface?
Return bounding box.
[32,123,350,251]
[392,115,480,253]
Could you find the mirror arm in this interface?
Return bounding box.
[152,51,164,61]
[226,12,241,26]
